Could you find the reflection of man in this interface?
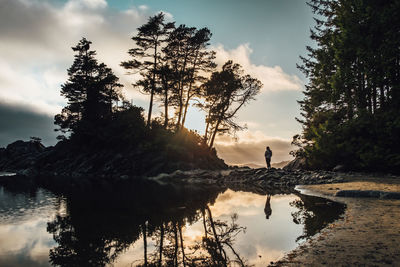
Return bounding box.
[264,146,272,170]
[264,195,272,219]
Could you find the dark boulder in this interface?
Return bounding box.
[0,140,46,171]
[332,165,347,172]
[6,140,45,156]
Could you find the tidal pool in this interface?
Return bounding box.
[0,181,345,266]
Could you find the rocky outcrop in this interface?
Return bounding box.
[283,157,308,171]
[149,167,345,194]
[0,140,48,174]
[332,164,347,172]
[0,139,227,181]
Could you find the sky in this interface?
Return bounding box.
[0,0,315,166]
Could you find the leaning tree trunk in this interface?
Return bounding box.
[181,52,199,128]
[209,118,221,149]
[176,51,189,129]
[206,206,227,265]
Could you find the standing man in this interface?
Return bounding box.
[265,146,272,170]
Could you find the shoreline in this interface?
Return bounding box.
[273,174,400,266]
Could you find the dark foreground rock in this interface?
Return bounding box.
[0,139,227,183]
[0,140,47,174]
[149,167,345,195]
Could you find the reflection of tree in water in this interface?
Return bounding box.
[47,214,134,266]
[46,181,344,266]
[46,181,250,266]
[290,194,346,242]
[129,207,248,266]
[143,208,247,266]
[200,207,247,266]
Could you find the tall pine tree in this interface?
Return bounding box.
[294,0,400,172]
[55,38,122,137]
[121,13,174,127]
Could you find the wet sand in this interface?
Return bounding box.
[273,173,400,266]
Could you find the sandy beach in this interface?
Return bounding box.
[273,173,400,266]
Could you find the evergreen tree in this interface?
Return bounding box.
[156,64,176,128]
[163,25,216,129]
[55,38,123,137]
[121,13,174,127]
[294,0,400,172]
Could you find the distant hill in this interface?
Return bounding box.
[272,160,291,169]
[234,163,265,169]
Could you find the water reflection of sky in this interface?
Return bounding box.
[209,190,303,265]
[0,186,340,266]
[0,187,59,267]
[113,190,305,266]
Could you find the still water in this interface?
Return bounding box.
[0,181,345,266]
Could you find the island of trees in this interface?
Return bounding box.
[45,13,262,178]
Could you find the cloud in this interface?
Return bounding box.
[138,5,148,11]
[214,130,294,166]
[213,44,303,92]
[0,61,65,115]
[67,0,108,9]
[0,101,58,147]
[0,0,302,113]
[0,0,152,116]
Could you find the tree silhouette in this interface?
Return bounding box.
[202,61,262,148]
[121,13,174,127]
[294,0,400,172]
[163,25,216,129]
[55,38,122,137]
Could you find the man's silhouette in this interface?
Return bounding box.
[265,146,272,170]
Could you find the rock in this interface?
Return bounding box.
[333,165,346,172]
[17,168,38,177]
[6,140,45,156]
[255,168,267,175]
[258,174,268,180]
[220,170,233,176]
[0,140,46,172]
[335,190,400,199]
[151,173,170,180]
[381,192,400,199]
[120,175,129,180]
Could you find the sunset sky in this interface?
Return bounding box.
[0,0,315,166]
